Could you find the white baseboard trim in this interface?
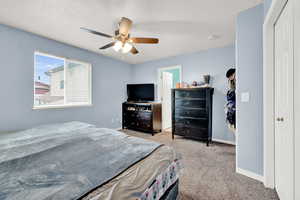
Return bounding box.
[212,138,236,146]
[114,127,123,131]
[236,167,264,182]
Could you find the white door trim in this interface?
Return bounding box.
[263,0,291,188]
[157,65,182,101]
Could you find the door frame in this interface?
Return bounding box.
[263,0,294,188]
[157,65,182,101]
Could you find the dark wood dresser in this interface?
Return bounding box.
[172,88,214,146]
[122,102,162,135]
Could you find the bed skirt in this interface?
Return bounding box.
[160,180,179,200]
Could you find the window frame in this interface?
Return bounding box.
[33,51,92,110]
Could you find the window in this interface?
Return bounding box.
[34,52,92,109]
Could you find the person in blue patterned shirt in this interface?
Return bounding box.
[225,68,236,132]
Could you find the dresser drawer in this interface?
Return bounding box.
[174,117,208,128]
[124,120,136,128]
[175,90,206,99]
[137,120,152,129]
[185,127,209,140]
[175,108,207,118]
[124,110,138,118]
[173,126,186,136]
[138,112,152,120]
[175,99,206,108]
[173,125,208,139]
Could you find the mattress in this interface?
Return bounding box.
[82,145,180,200]
[0,122,181,200]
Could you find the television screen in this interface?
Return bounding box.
[127,84,155,102]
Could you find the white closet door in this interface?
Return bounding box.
[295,1,300,199]
[162,72,173,130]
[274,1,294,200]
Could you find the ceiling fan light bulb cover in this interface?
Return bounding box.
[113,41,123,52]
[122,43,133,53]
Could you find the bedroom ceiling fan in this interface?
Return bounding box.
[80,17,159,55]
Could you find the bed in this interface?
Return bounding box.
[0,122,181,200]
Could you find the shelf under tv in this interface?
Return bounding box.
[122,101,162,135]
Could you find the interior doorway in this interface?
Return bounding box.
[158,65,182,131]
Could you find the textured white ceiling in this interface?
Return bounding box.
[0,0,262,64]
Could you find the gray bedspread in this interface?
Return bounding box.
[0,122,162,200]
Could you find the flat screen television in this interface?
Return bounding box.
[127,84,155,102]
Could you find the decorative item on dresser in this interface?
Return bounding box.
[122,102,162,135]
[172,87,214,146]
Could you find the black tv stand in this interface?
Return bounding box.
[122,102,162,135]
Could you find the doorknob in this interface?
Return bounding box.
[276,117,284,122]
[280,117,284,121]
[276,117,281,121]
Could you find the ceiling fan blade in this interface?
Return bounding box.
[129,37,159,44]
[80,27,112,38]
[99,42,115,50]
[130,46,139,54]
[119,17,132,36]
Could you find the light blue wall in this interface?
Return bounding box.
[236,4,264,175]
[132,45,236,143]
[0,24,132,132]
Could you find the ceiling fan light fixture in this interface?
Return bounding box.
[122,42,133,54]
[81,17,159,55]
[113,41,123,52]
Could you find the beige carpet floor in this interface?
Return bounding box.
[122,129,279,200]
